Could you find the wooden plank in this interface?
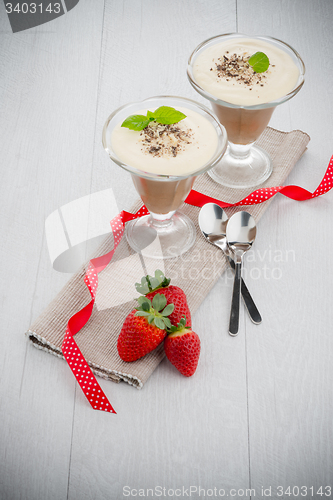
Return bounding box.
[1,0,332,498]
[65,1,256,499]
[237,0,333,496]
[0,1,106,499]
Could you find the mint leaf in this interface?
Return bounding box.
[147,110,155,121]
[248,52,269,73]
[153,106,186,125]
[121,107,186,131]
[121,114,150,131]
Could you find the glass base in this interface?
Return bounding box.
[208,144,273,189]
[125,211,196,259]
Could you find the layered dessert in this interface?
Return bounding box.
[111,107,218,175]
[190,36,302,144]
[111,107,219,213]
[192,37,300,106]
[103,97,228,257]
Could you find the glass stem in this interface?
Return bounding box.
[228,141,253,160]
[149,210,175,229]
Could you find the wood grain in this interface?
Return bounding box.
[238,0,333,496]
[0,1,106,499]
[0,0,332,499]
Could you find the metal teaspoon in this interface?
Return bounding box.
[226,211,257,336]
[198,203,261,326]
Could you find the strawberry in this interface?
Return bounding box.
[164,317,200,377]
[135,270,191,327]
[117,294,174,362]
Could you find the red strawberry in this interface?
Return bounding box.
[164,317,200,377]
[117,294,174,362]
[135,270,191,327]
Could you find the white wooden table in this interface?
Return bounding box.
[1,1,333,499]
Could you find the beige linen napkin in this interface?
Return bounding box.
[26,127,310,388]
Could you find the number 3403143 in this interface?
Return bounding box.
[5,3,61,14]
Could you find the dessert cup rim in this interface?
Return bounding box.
[102,95,228,181]
[187,33,305,110]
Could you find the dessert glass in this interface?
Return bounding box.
[102,96,228,259]
[187,33,305,188]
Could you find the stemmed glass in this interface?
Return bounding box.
[187,33,305,188]
[102,96,228,259]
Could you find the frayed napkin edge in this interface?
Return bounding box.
[25,329,144,389]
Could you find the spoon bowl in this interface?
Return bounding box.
[198,202,229,253]
[198,204,261,329]
[226,211,257,261]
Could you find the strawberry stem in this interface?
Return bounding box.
[134,294,174,330]
[167,315,188,334]
[135,269,171,294]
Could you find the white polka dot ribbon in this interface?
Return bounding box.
[185,155,333,208]
[61,206,149,414]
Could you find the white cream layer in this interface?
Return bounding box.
[111,107,218,176]
[192,37,300,106]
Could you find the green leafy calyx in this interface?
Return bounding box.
[248,52,270,73]
[121,106,186,131]
[134,294,174,330]
[168,315,188,334]
[135,269,171,295]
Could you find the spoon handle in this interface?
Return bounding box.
[240,275,262,324]
[227,257,262,324]
[229,262,242,336]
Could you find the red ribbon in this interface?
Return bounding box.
[62,155,333,413]
[185,155,333,208]
[62,206,149,413]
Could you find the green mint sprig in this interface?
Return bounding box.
[248,52,270,73]
[121,106,186,131]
